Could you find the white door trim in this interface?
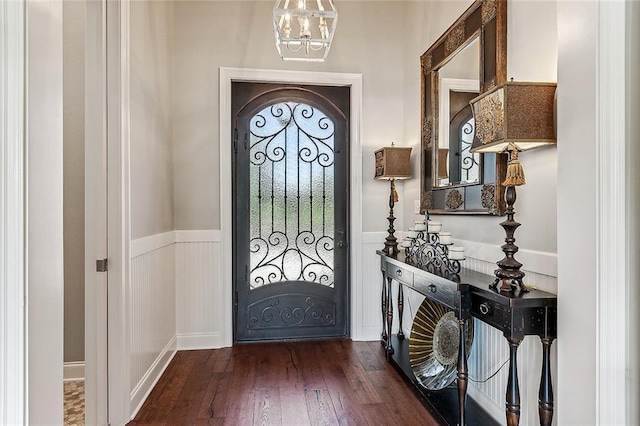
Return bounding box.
[85,0,109,424]
[106,0,132,423]
[438,77,479,151]
[0,1,26,423]
[219,68,364,344]
[595,0,630,423]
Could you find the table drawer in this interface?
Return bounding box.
[386,264,414,286]
[470,291,510,332]
[413,276,456,308]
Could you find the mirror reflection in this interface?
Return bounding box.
[436,37,480,187]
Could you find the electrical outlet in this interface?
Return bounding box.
[413,199,421,214]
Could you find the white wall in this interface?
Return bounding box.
[27,0,64,423]
[131,0,175,240]
[556,1,597,423]
[627,2,640,421]
[556,1,639,424]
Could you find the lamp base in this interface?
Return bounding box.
[490,185,529,293]
[383,239,399,257]
[382,179,399,257]
[490,269,526,293]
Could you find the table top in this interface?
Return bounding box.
[377,250,557,309]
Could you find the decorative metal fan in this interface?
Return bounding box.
[409,298,474,390]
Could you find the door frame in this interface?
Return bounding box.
[85,0,131,424]
[220,68,363,345]
[1,1,26,423]
[232,83,351,341]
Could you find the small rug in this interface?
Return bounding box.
[64,380,85,426]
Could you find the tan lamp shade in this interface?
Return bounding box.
[374,146,412,180]
[470,82,557,153]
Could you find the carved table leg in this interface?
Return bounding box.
[397,283,405,339]
[385,276,394,357]
[457,318,468,426]
[506,339,522,426]
[538,337,556,426]
[381,270,388,345]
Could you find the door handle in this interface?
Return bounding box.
[337,241,348,248]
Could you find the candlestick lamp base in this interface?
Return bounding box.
[490,185,529,293]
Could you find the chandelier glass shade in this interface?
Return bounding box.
[273,0,338,62]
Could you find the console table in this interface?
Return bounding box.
[378,251,557,426]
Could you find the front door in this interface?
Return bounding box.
[232,82,350,341]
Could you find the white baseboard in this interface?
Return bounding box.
[63,361,85,382]
[130,336,177,419]
[177,332,226,350]
[352,326,382,342]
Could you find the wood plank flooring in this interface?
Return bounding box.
[128,340,439,426]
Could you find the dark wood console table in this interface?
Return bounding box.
[378,251,557,426]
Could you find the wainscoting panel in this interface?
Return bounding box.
[359,233,387,340]
[175,234,224,349]
[129,238,177,413]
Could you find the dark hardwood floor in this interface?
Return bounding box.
[128,339,439,426]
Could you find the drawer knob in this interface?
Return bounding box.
[428,284,437,293]
[396,270,402,277]
[479,302,492,315]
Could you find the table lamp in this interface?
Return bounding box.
[374,144,412,256]
[470,81,557,292]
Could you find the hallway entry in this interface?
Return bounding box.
[232,82,350,342]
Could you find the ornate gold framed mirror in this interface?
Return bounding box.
[420,0,507,215]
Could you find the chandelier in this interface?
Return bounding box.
[273,0,338,62]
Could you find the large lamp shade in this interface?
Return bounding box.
[470,82,557,154]
[374,146,412,180]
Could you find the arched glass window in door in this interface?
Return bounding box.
[448,104,480,185]
[458,115,479,183]
[248,102,335,289]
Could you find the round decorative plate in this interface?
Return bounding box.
[408,298,474,390]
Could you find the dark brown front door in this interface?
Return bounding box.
[232,82,350,342]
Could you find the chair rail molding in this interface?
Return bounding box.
[220,68,363,343]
